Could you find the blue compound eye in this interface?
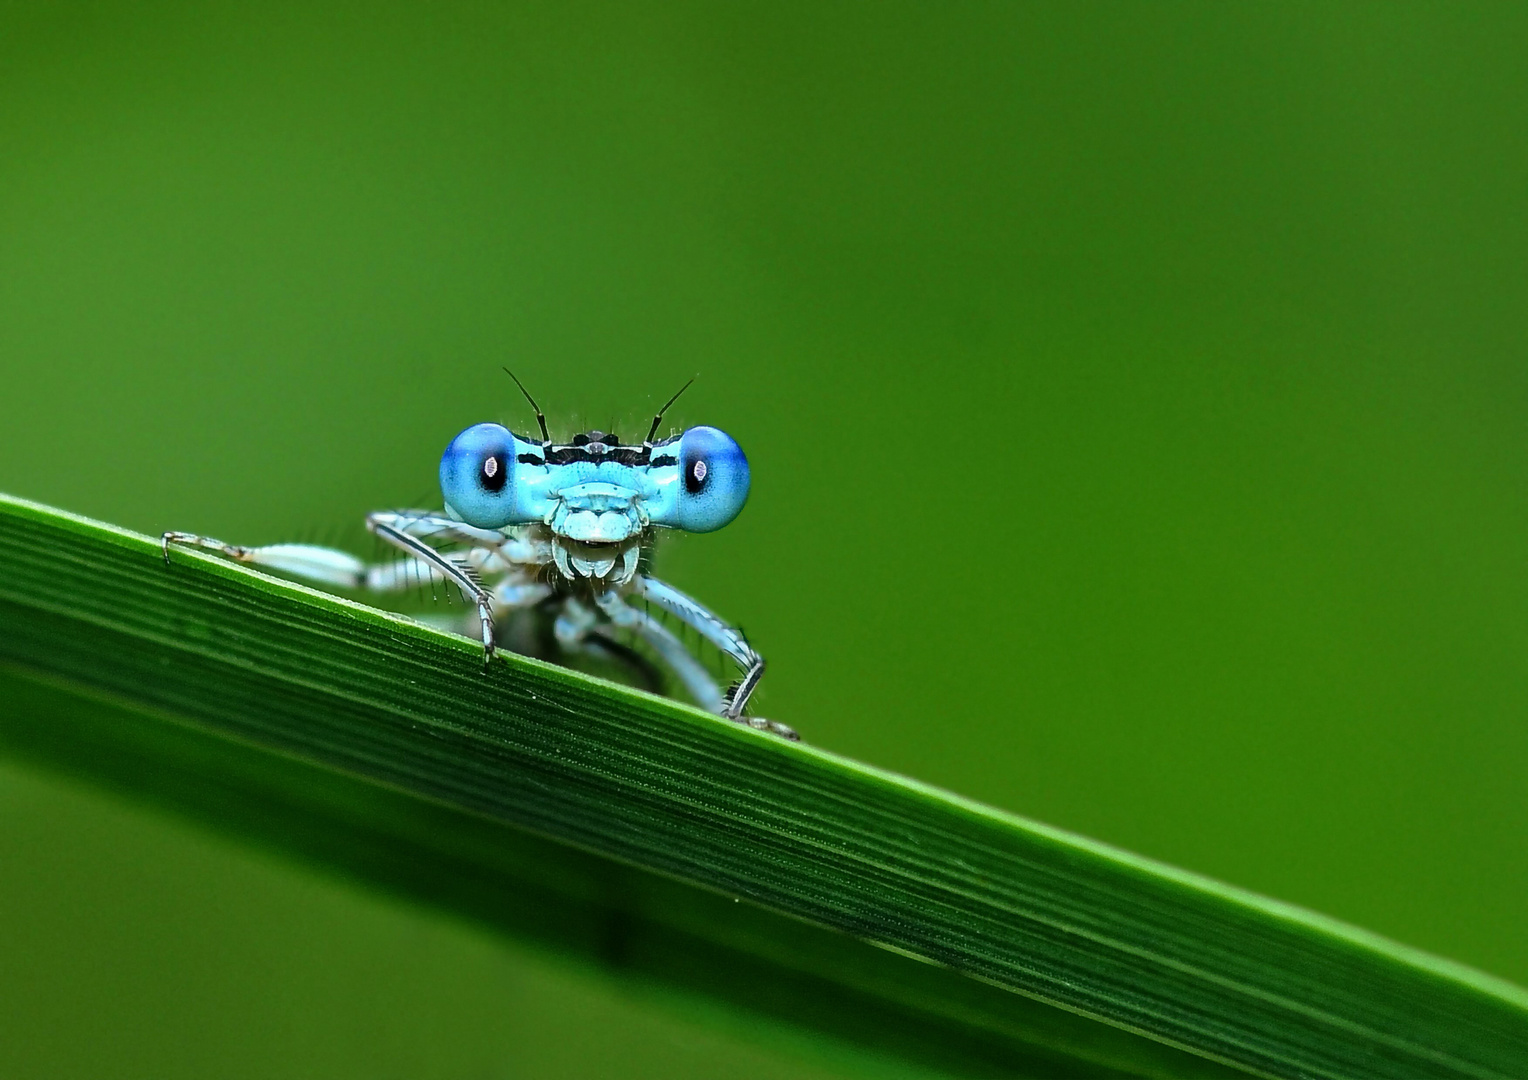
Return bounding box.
[440,423,520,528]
[675,426,749,532]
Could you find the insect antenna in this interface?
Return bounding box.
[644,376,696,447]
[503,367,551,445]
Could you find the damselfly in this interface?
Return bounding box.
[163,373,796,740]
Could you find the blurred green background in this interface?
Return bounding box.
[3,2,1527,1075]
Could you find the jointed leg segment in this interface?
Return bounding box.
[163,520,799,740]
[594,590,725,712]
[160,533,367,588]
[365,515,497,664]
[162,519,502,667]
[630,575,795,740]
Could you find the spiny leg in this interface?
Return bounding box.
[160,530,509,610]
[593,591,725,712]
[367,512,551,568]
[365,510,503,547]
[614,584,797,741]
[633,576,763,713]
[365,515,499,667]
[359,512,554,601]
[414,578,553,645]
[164,523,503,668]
[160,517,484,594]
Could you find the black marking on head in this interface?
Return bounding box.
[572,430,620,447]
[545,443,648,466]
[527,430,683,467]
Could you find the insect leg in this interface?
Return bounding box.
[547,595,671,695]
[632,576,772,713]
[162,528,502,606]
[367,516,498,667]
[593,591,725,712]
[164,521,511,669]
[604,587,796,740]
[161,534,366,589]
[415,579,552,646]
[367,512,550,567]
[365,511,500,547]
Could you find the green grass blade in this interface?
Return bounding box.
[0,492,1525,1079]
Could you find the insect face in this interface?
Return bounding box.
[441,420,750,539]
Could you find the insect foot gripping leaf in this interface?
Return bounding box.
[163,374,798,741]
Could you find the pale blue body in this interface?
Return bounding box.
[163,396,795,740]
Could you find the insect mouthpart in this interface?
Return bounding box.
[549,536,641,583]
[547,481,648,583]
